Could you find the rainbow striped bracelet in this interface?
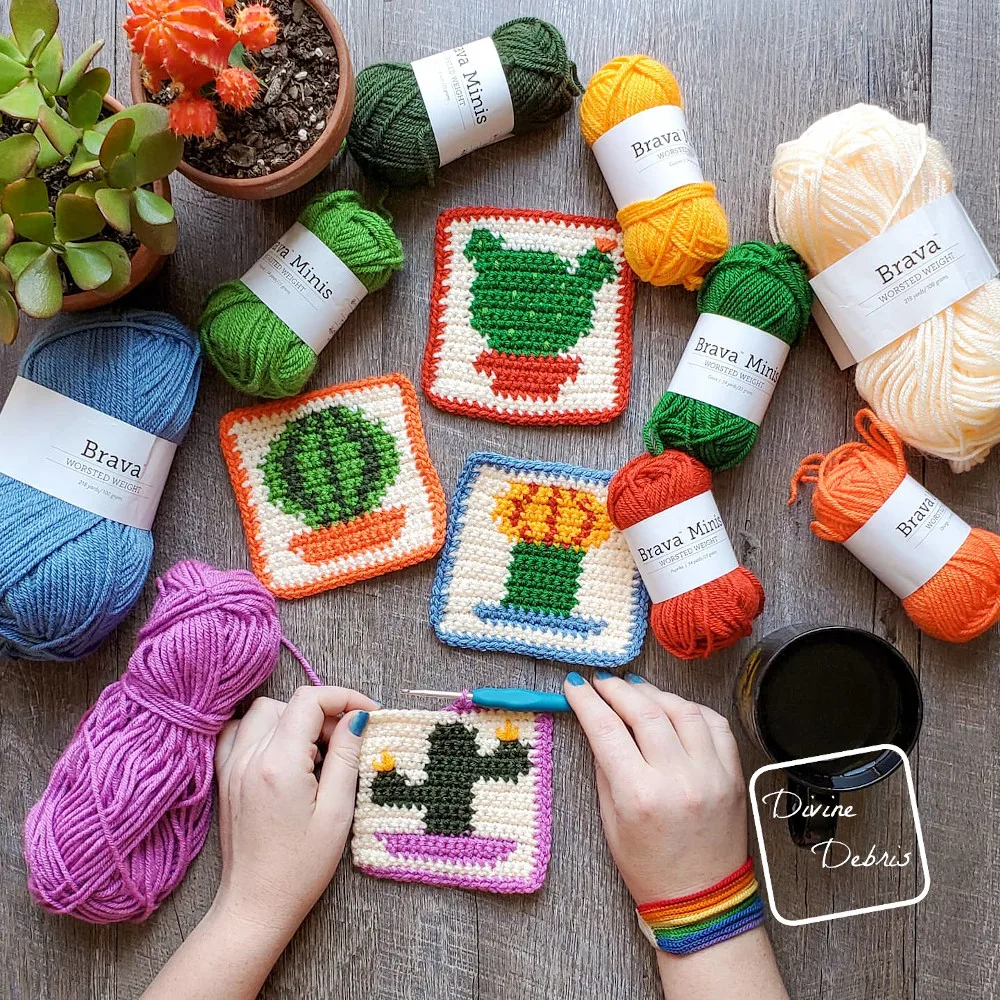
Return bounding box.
[635,859,764,955]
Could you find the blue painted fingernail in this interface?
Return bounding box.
[626,673,645,684]
[566,672,585,686]
[349,711,370,736]
[594,670,613,681]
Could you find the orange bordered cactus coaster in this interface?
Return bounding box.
[219,374,446,598]
[422,207,635,425]
[352,702,553,893]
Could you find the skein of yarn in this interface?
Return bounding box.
[347,18,582,187]
[771,103,1000,472]
[24,560,320,923]
[608,451,764,658]
[789,409,1000,644]
[644,242,812,469]
[0,310,200,662]
[199,191,404,398]
[580,56,729,289]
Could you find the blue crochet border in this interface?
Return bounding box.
[429,452,649,667]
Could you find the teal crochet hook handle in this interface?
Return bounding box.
[471,687,571,713]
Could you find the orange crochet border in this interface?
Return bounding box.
[421,206,636,426]
[219,373,447,600]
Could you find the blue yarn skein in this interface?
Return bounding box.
[0,310,201,661]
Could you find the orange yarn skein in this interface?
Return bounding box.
[607,452,765,659]
[580,56,729,289]
[789,409,1000,643]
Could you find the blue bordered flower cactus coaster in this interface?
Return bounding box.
[352,701,553,893]
[430,453,649,665]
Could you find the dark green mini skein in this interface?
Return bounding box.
[643,242,813,471]
[346,18,583,187]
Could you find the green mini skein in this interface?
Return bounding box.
[199,191,404,398]
[643,242,813,471]
[346,18,582,187]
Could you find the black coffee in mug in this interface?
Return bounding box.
[736,625,923,846]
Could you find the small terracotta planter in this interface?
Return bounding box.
[62,94,170,313]
[129,0,354,200]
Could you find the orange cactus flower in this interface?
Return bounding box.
[235,3,279,51]
[493,483,613,552]
[124,0,238,91]
[215,65,260,110]
[169,94,218,137]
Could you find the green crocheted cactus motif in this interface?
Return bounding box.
[464,228,618,356]
[371,721,532,836]
[261,406,401,529]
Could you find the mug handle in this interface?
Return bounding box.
[786,777,839,847]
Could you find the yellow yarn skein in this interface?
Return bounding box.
[771,103,1000,472]
[580,56,729,289]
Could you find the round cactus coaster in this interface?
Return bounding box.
[352,705,554,893]
[220,374,446,598]
[422,207,636,425]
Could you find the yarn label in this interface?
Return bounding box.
[241,221,368,354]
[622,491,739,602]
[411,37,515,167]
[810,193,998,368]
[843,475,971,599]
[667,313,791,425]
[0,377,177,530]
[591,105,704,209]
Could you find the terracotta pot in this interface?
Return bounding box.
[62,94,169,312]
[129,0,355,200]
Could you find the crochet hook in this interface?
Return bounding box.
[407,687,571,713]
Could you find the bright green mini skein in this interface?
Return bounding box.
[643,242,813,471]
[346,18,582,187]
[199,191,404,398]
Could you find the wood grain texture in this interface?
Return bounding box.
[0,0,995,997]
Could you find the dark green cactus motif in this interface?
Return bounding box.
[372,721,533,836]
[261,405,401,529]
[464,228,618,356]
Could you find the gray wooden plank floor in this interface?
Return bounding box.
[1,0,998,997]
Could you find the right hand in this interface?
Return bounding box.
[563,671,749,904]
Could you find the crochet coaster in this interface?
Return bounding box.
[422,207,635,425]
[353,702,553,893]
[220,374,446,599]
[430,453,649,666]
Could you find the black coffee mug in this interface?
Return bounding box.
[735,624,923,848]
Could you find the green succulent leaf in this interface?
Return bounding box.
[36,102,81,155]
[63,242,112,290]
[32,125,64,170]
[55,192,105,242]
[67,86,102,129]
[56,39,103,96]
[67,142,100,176]
[107,151,136,190]
[10,0,58,55]
[5,239,47,278]
[99,118,134,170]
[0,260,11,292]
[0,36,24,63]
[82,128,103,155]
[0,133,40,183]
[96,102,169,146]
[0,78,46,120]
[94,186,131,232]
[2,176,48,217]
[35,35,62,93]
[131,199,177,255]
[13,246,61,318]
[13,210,55,245]
[0,52,29,93]
[71,67,110,101]
[65,179,102,200]
[0,214,14,254]
[0,289,19,345]
[88,240,131,298]
[23,29,49,66]
[134,129,183,185]
[133,186,173,225]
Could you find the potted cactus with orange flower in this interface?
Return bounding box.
[125,0,354,200]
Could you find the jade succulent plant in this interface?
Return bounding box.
[0,0,183,343]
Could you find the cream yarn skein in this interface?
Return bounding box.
[770,103,1000,472]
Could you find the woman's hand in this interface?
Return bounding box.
[563,671,747,904]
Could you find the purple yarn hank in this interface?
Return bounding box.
[23,560,317,923]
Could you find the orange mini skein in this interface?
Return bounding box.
[789,409,1000,644]
[607,452,765,659]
